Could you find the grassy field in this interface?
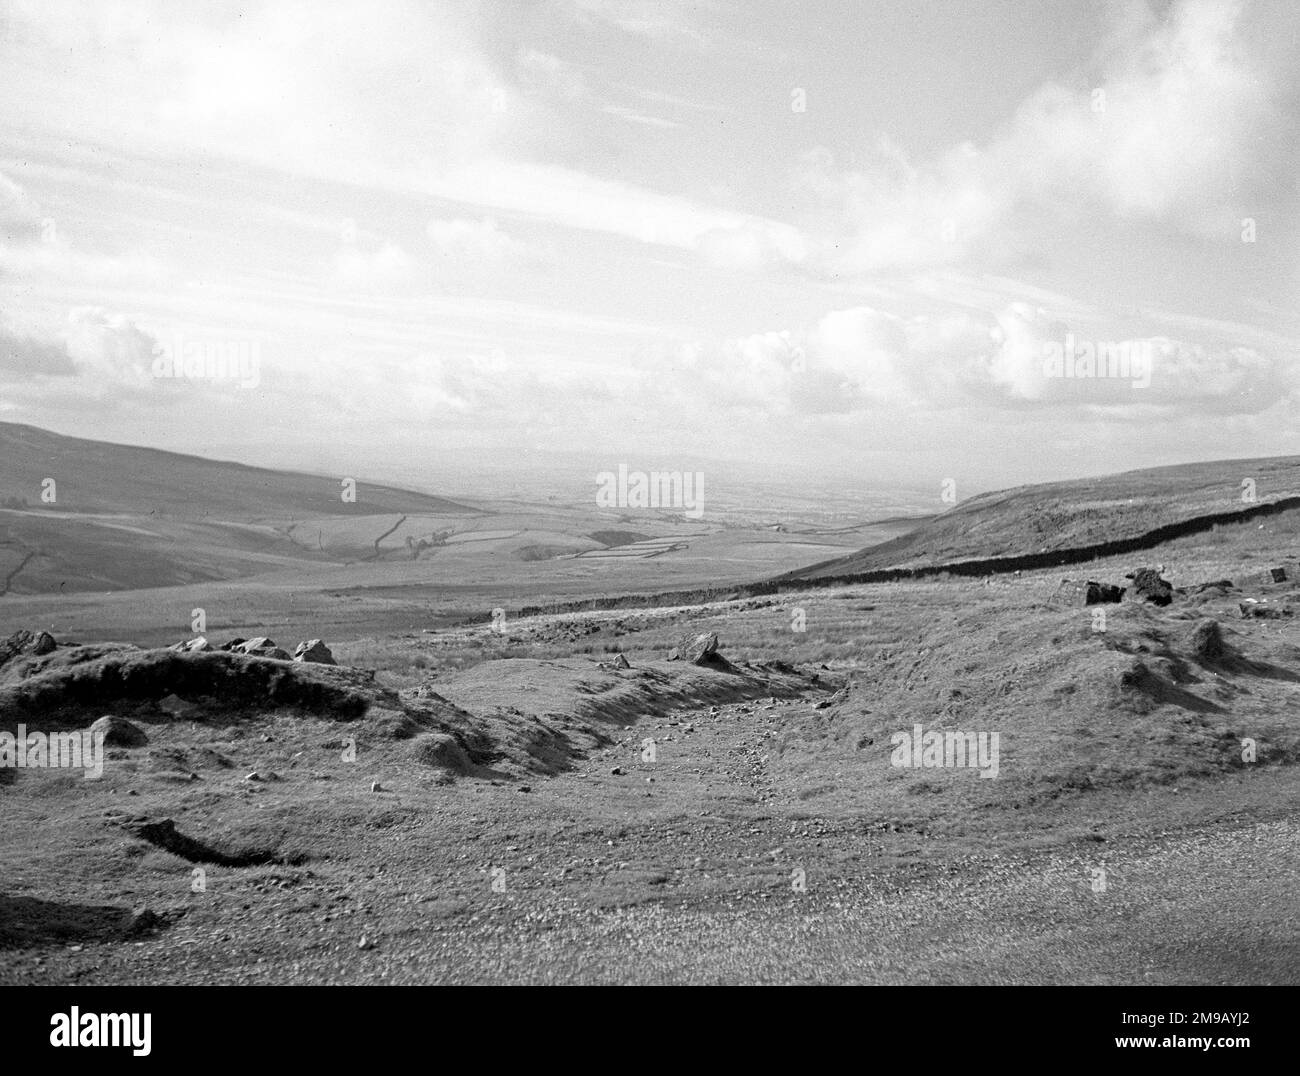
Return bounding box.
[3,432,1298,983]
[2,498,1298,983]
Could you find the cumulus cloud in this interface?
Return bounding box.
[814,0,1289,273]
[64,308,161,386]
[0,308,166,411]
[684,300,1297,417]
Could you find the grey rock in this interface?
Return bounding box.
[293,639,337,665]
[676,631,720,665]
[90,715,148,748]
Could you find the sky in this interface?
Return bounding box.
[1,0,1298,497]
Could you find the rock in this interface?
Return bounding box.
[244,771,262,782]
[89,715,148,748]
[1240,603,1291,619]
[293,639,337,665]
[610,766,624,775]
[157,693,198,717]
[676,631,720,665]
[1194,579,1235,593]
[1084,581,1125,604]
[667,647,680,661]
[611,653,631,669]
[1,629,57,668]
[370,781,382,793]
[219,638,246,652]
[1127,568,1173,606]
[169,636,210,653]
[237,637,291,660]
[122,907,161,937]
[1190,619,1226,662]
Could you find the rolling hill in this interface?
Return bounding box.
[0,421,474,520]
[783,456,1300,581]
[0,421,482,594]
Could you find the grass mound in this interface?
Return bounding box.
[0,649,373,721]
[773,599,1300,808]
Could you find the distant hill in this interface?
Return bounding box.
[0,422,479,594]
[0,422,473,520]
[783,456,1300,581]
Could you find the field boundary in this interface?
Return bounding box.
[473,494,1300,624]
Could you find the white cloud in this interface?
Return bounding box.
[817,0,1287,274]
[425,217,524,265]
[330,242,415,290]
[686,299,1297,417]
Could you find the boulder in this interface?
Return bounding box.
[1245,567,1289,587]
[676,631,720,665]
[1127,568,1173,606]
[238,637,292,660]
[1240,603,1291,620]
[1,629,57,668]
[89,715,148,748]
[168,636,211,653]
[1084,581,1125,605]
[121,907,162,938]
[1190,619,1227,662]
[293,639,337,665]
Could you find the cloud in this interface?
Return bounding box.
[0,308,164,411]
[685,299,1297,417]
[0,169,169,285]
[0,171,46,243]
[64,307,161,387]
[814,0,1290,274]
[425,217,524,265]
[330,241,415,290]
[556,0,719,50]
[695,221,809,272]
[0,325,76,376]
